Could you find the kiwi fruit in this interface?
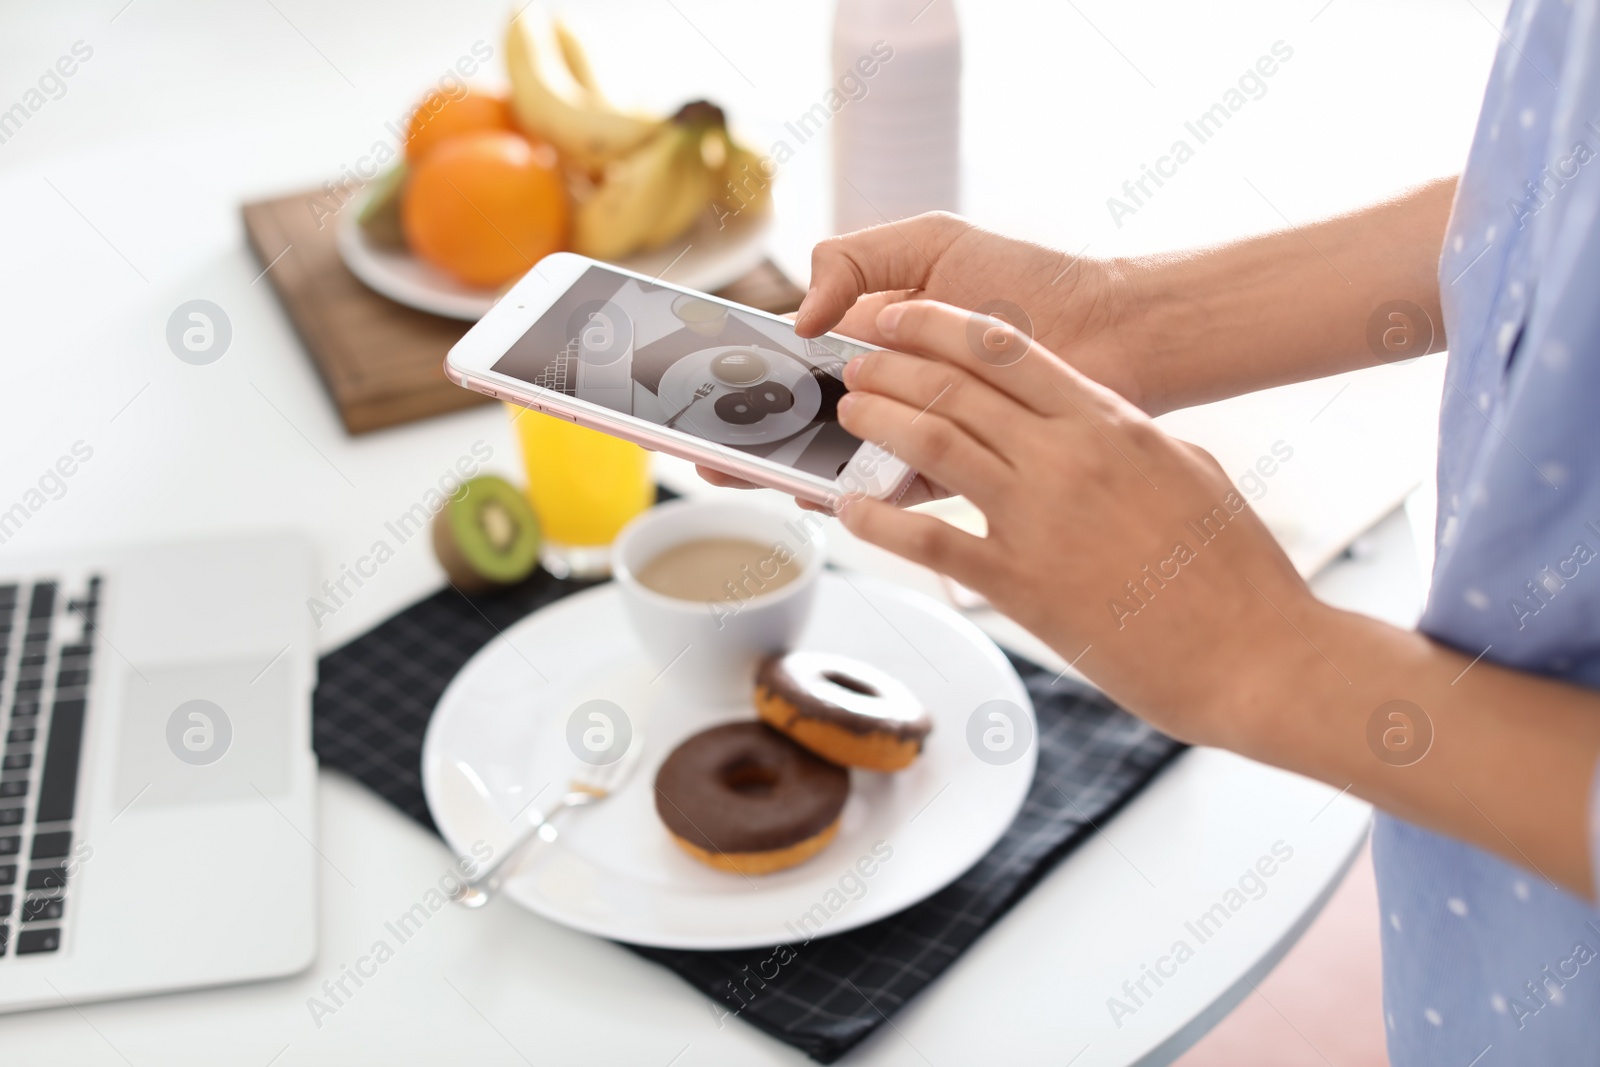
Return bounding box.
[431,476,541,592]
[357,162,409,250]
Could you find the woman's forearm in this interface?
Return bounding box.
[1111,177,1457,415]
[1094,177,1600,892]
[1216,597,1600,899]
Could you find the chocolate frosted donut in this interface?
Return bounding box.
[756,651,932,772]
[655,722,849,875]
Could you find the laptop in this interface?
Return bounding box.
[0,532,318,1011]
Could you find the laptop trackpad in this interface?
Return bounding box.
[113,656,291,807]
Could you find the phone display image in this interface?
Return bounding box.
[491,266,874,480]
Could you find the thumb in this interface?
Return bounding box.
[794,212,964,337]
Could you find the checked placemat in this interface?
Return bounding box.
[312,566,1185,1063]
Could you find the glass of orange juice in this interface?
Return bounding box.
[506,403,654,579]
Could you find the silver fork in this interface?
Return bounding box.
[449,734,644,908]
[663,382,715,429]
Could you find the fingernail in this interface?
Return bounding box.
[794,287,816,326]
[836,393,857,419]
[843,356,865,386]
[877,301,906,338]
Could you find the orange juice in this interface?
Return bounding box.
[507,403,653,576]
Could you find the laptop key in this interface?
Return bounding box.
[36,699,85,824]
[16,927,59,954]
[0,780,25,798]
[10,702,39,719]
[6,728,34,744]
[0,808,22,826]
[21,898,62,923]
[27,584,55,620]
[0,924,7,956]
[0,865,15,886]
[25,866,65,891]
[29,832,69,860]
[0,894,11,915]
[0,836,17,856]
[2,754,31,771]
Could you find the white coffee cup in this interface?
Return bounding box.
[613,500,827,700]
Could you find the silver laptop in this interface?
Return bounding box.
[0,532,318,1011]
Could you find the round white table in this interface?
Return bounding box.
[0,0,1495,1061]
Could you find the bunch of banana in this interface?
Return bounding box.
[506,8,774,262]
[574,101,770,261]
[505,8,663,174]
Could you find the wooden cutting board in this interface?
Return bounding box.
[241,190,805,435]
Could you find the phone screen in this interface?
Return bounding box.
[491,265,873,481]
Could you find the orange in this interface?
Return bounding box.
[405,89,514,163]
[402,131,569,289]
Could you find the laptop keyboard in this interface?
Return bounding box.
[0,576,98,959]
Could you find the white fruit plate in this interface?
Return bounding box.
[336,185,774,321]
[420,573,1037,950]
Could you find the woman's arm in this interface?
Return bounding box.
[702,184,1457,500]
[1120,177,1457,413]
[792,178,1457,416]
[831,298,1600,899]
[1234,598,1600,898]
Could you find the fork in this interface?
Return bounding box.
[663,382,715,429]
[450,733,644,908]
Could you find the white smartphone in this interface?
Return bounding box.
[444,253,915,508]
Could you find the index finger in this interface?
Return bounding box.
[794,213,965,337]
[869,299,1112,417]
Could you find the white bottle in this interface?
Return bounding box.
[831,0,962,235]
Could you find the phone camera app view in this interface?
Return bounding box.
[493,267,873,479]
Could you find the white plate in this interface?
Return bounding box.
[336,186,774,321]
[421,572,1036,950]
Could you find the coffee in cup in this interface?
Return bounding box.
[633,537,802,604]
[614,502,826,700]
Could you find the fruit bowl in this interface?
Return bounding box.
[336,170,774,322]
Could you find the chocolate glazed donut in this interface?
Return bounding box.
[655,722,849,875]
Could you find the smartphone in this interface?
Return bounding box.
[444,253,914,508]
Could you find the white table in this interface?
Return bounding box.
[0,0,1497,1062]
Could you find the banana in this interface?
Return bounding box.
[552,19,599,95]
[715,134,773,218]
[504,8,662,174]
[574,105,727,261]
[642,135,715,248]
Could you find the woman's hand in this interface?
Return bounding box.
[697,212,1138,506]
[835,298,1314,747]
[792,212,1141,402]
